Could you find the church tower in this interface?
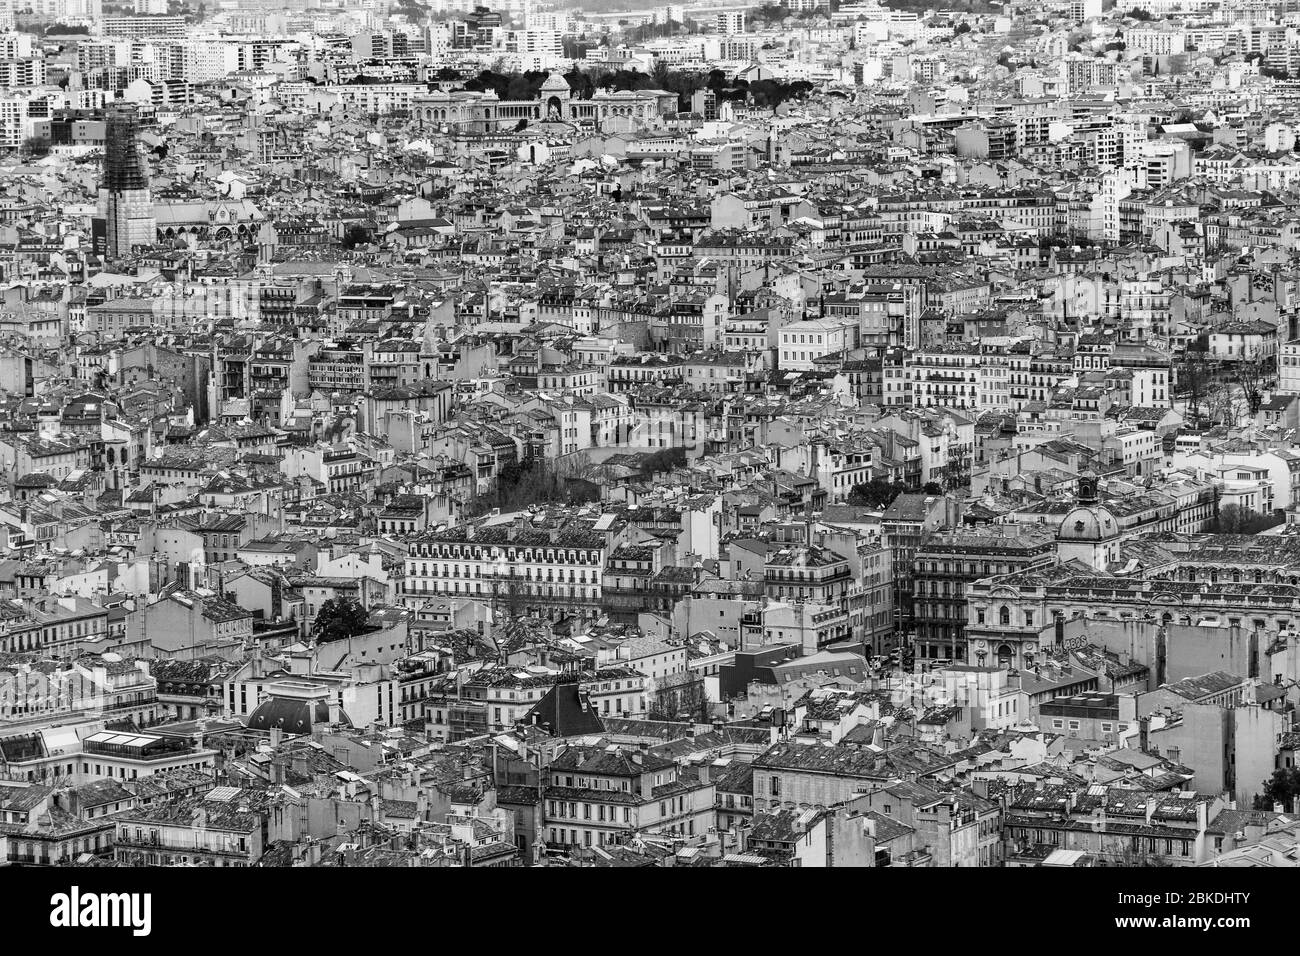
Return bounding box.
[96,103,155,258]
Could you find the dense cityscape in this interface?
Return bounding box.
[0,0,1298,876]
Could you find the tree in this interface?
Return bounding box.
[1236,350,1273,417]
[561,36,591,59]
[847,478,911,509]
[1126,7,1153,18]
[1211,504,1283,534]
[1176,351,1211,423]
[341,224,371,249]
[648,673,710,722]
[465,456,600,517]
[488,566,531,622]
[1253,768,1300,812]
[641,447,686,474]
[312,598,371,643]
[1202,377,1247,427]
[19,136,50,159]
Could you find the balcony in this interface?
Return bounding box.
[115,837,249,858]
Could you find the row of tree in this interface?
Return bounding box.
[465,448,690,518]
[846,479,946,509]
[1178,349,1274,426]
[464,457,600,517]
[431,65,815,115]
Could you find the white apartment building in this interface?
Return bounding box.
[0,94,32,150]
[778,318,856,371]
[1279,338,1300,395]
[1124,27,1187,56]
[716,11,745,35]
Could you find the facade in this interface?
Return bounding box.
[96,104,155,258]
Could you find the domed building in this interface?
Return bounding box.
[1056,473,1120,571]
[246,680,350,736]
[410,72,677,133]
[539,70,571,120]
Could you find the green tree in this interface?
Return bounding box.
[312,598,371,644]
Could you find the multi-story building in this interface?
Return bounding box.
[912,526,1057,663]
[113,788,267,867]
[95,104,155,258]
[541,745,715,849]
[403,511,617,622]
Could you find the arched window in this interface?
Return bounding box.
[999,606,1010,626]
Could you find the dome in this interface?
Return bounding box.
[1058,505,1120,542]
[246,696,346,734]
[540,72,571,94]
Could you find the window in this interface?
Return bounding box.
[770,777,781,797]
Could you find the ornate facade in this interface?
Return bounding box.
[412,73,677,133]
[965,533,1300,669]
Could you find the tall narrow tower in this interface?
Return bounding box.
[96,103,155,258]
